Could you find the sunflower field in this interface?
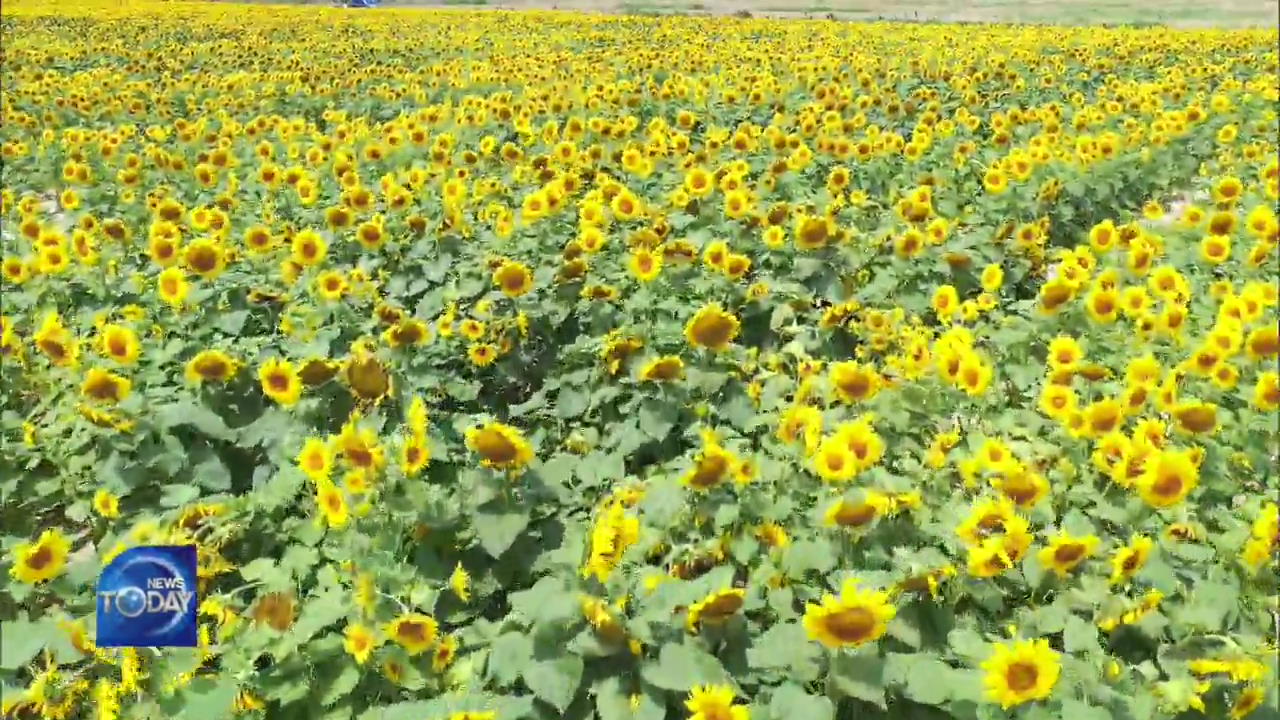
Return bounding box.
[1,2,1278,719]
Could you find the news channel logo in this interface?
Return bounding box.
[97,545,198,648]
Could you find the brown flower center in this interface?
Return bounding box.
[1006,662,1039,692]
[824,606,875,643]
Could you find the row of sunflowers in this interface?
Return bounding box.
[1,2,1277,720]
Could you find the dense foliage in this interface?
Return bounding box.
[1,3,1278,720]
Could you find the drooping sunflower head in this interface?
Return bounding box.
[465,421,534,472]
[686,588,745,633]
[342,341,393,404]
[684,303,740,352]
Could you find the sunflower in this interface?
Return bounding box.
[1037,533,1100,577]
[81,368,131,404]
[314,270,347,301]
[812,438,857,483]
[702,240,730,270]
[1136,448,1199,507]
[290,229,327,267]
[833,419,885,473]
[638,355,684,382]
[493,260,533,297]
[343,623,378,665]
[298,357,339,386]
[157,267,190,307]
[1110,535,1154,585]
[10,529,70,584]
[966,517,1034,577]
[823,491,893,531]
[335,413,386,472]
[955,497,1018,547]
[183,238,226,280]
[628,248,662,282]
[465,422,534,472]
[686,588,745,633]
[2,256,31,284]
[1254,372,1279,411]
[296,437,332,482]
[682,438,739,491]
[449,563,471,603]
[98,324,140,365]
[342,341,393,403]
[983,167,1009,194]
[981,638,1061,709]
[956,354,993,395]
[1047,335,1083,371]
[33,311,79,367]
[1171,400,1218,434]
[383,319,430,348]
[991,465,1050,508]
[1231,685,1266,719]
[794,213,833,250]
[468,343,498,366]
[685,685,749,720]
[684,304,740,351]
[258,357,302,406]
[802,577,896,649]
[93,489,120,518]
[828,361,880,403]
[459,318,485,340]
[431,635,459,672]
[400,434,430,477]
[148,233,181,267]
[185,349,239,384]
[315,478,348,529]
[386,613,439,656]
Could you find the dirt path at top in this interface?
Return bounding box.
[368,0,1278,28]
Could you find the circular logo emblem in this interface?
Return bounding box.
[114,586,148,618]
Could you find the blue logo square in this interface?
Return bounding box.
[97,545,198,648]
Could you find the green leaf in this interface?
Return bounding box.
[0,617,49,670]
[286,590,346,646]
[473,503,530,558]
[1060,699,1113,720]
[156,401,233,441]
[538,454,576,489]
[160,483,202,508]
[638,479,685,528]
[556,388,589,418]
[948,627,989,663]
[595,677,664,720]
[887,606,923,649]
[280,546,319,580]
[639,398,677,440]
[317,661,360,706]
[1064,614,1102,655]
[828,649,886,709]
[215,310,249,335]
[178,676,239,720]
[487,633,533,686]
[524,655,583,713]
[239,557,277,582]
[746,622,820,682]
[358,701,438,720]
[770,683,834,720]
[509,576,579,626]
[782,538,836,576]
[640,642,729,692]
[894,655,952,706]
